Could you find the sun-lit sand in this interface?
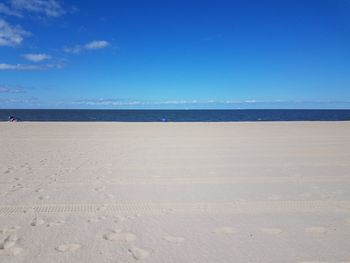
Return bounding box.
[1,122,350,262]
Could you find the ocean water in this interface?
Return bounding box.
[1,109,350,122]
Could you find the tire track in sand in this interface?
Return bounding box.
[0,200,349,215]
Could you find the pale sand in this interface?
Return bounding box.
[0,122,350,262]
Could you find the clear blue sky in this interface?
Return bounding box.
[1,0,350,109]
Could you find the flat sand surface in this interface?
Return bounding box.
[0,122,350,262]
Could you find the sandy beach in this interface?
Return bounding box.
[0,121,350,263]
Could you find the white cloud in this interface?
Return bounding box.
[63,45,82,54]
[10,0,66,17]
[0,62,63,70]
[22,53,51,62]
[0,85,25,93]
[0,2,22,17]
[158,100,199,105]
[0,63,41,70]
[0,18,30,46]
[74,99,143,106]
[85,40,109,50]
[0,97,39,105]
[72,99,350,109]
[72,99,249,106]
[64,40,110,54]
[0,0,66,18]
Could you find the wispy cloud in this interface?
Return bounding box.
[85,40,109,50]
[0,2,22,17]
[0,1,84,73]
[72,99,266,106]
[0,63,41,70]
[0,18,30,46]
[0,1,67,47]
[0,0,66,18]
[72,98,350,108]
[0,97,39,105]
[73,98,143,106]
[64,40,110,54]
[63,45,82,54]
[0,85,26,93]
[22,53,51,62]
[0,62,63,70]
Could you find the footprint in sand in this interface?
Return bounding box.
[299,192,313,199]
[38,195,49,200]
[55,243,81,252]
[305,227,328,234]
[96,205,108,212]
[11,184,24,192]
[4,167,14,174]
[47,220,65,227]
[0,235,23,256]
[162,208,177,214]
[214,227,236,235]
[13,184,24,190]
[267,194,281,201]
[261,228,283,235]
[0,226,21,234]
[104,194,115,199]
[128,247,150,260]
[121,214,142,221]
[164,236,185,243]
[31,217,45,226]
[126,215,138,220]
[332,190,345,195]
[87,216,107,223]
[87,218,99,223]
[0,235,17,250]
[114,216,126,223]
[103,230,136,243]
[21,208,34,214]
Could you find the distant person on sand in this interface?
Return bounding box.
[8,115,19,122]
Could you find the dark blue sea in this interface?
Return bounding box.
[1,109,350,122]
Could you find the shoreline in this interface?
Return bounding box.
[2,120,350,123]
